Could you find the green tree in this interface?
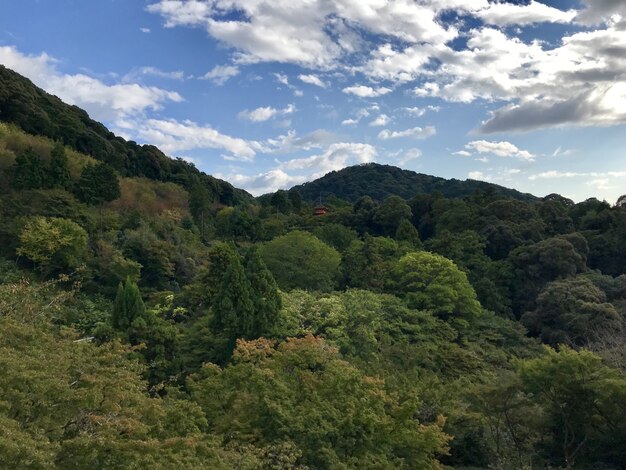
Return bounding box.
[112,277,146,332]
[313,223,358,252]
[341,235,403,292]
[522,277,621,347]
[76,162,121,205]
[259,231,341,292]
[395,251,481,328]
[10,148,46,190]
[48,142,72,190]
[395,218,422,248]
[243,247,282,337]
[17,216,88,274]
[373,195,412,236]
[211,254,255,340]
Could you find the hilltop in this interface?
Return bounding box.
[289,162,539,203]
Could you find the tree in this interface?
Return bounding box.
[342,236,403,292]
[188,335,450,469]
[48,142,72,190]
[243,247,281,338]
[522,277,621,347]
[394,251,481,328]
[112,276,146,332]
[313,223,358,252]
[17,216,88,274]
[10,148,46,190]
[270,190,292,214]
[373,195,412,236]
[259,231,341,292]
[76,162,121,205]
[395,218,422,248]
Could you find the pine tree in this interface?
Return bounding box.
[112,277,146,331]
[212,254,255,340]
[48,142,71,190]
[244,246,282,337]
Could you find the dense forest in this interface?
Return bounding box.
[1,67,626,469]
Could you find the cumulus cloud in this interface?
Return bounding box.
[298,74,327,88]
[279,142,377,174]
[465,140,534,161]
[201,64,239,85]
[369,114,391,127]
[119,118,259,161]
[378,126,436,140]
[0,46,182,123]
[343,85,392,97]
[216,169,308,196]
[238,104,296,122]
[476,1,577,26]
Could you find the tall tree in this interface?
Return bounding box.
[212,254,255,340]
[48,142,72,190]
[112,276,146,331]
[76,162,121,205]
[10,148,46,190]
[244,247,282,337]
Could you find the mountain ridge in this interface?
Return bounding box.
[285,162,540,203]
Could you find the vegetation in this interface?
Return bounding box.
[1,66,626,468]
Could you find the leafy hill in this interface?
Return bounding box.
[0,65,252,205]
[290,162,539,203]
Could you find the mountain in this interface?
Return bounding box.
[0,65,252,205]
[289,163,539,203]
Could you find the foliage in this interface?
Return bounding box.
[17,216,88,274]
[259,230,341,292]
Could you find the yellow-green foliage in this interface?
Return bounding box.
[0,122,96,179]
[108,177,190,217]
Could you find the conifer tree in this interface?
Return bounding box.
[396,218,422,248]
[244,246,282,337]
[48,142,71,190]
[212,254,255,340]
[112,277,146,331]
[76,162,121,205]
[10,148,46,190]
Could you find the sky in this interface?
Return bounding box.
[1,0,625,202]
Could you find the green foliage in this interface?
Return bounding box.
[112,277,146,332]
[259,230,341,292]
[395,251,481,328]
[243,247,282,338]
[342,235,404,291]
[313,222,358,252]
[76,162,121,205]
[189,335,450,469]
[373,195,413,235]
[10,147,46,190]
[17,216,88,274]
[522,276,622,347]
[48,142,72,190]
[395,218,422,248]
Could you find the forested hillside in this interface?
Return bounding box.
[288,163,538,203]
[2,66,626,469]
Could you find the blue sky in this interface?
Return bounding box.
[1,0,625,201]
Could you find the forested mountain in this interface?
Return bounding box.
[288,162,539,203]
[2,63,626,469]
[0,65,252,205]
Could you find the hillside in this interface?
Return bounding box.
[0,65,252,205]
[290,162,539,203]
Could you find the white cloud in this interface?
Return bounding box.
[465,140,534,161]
[140,27,151,33]
[119,118,259,161]
[369,114,391,127]
[0,46,182,122]
[341,118,359,126]
[343,85,393,98]
[378,125,436,140]
[476,1,577,26]
[201,64,239,85]
[397,148,422,164]
[279,142,377,174]
[468,171,490,181]
[453,150,472,157]
[298,74,327,88]
[216,169,308,196]
[238,104,296,122]
[123,66,185,82]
